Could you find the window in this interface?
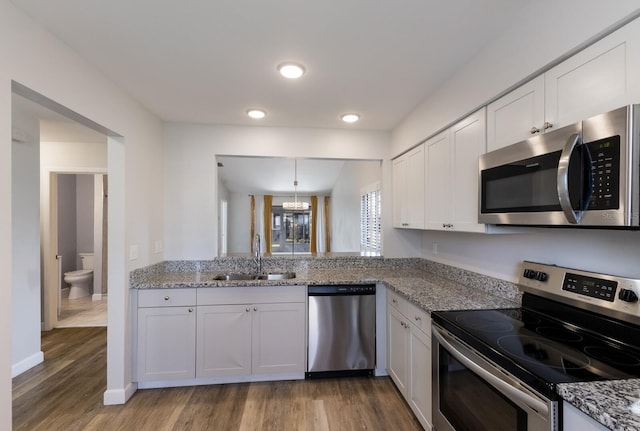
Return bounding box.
[271,206,312,254]
[361,183,382,255]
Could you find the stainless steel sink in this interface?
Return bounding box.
[214,272,296,281]
[260,272,296,280]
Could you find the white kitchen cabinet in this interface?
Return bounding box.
[393,144,425,229]
[425,108,486,233]
[487,18,640,153]
[196,304,252,378]
[196,286,306,379]
[545,17,640,131]
[136,289,197,382]
[486,75,545,152]
[387,290,432,430]
[563,402,609,431]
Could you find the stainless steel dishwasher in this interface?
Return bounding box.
[307,284,376,377]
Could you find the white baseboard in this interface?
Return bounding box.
[92,293,103,301]
[12,351,44,377]
[103,382,137,405]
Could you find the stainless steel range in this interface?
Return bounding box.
[431,261,640,431]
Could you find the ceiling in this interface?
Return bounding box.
[10,0,529,131]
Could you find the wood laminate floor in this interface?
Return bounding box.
[13,327,423,431]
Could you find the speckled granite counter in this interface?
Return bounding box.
[129,257,520,312]
[558,380,640,431]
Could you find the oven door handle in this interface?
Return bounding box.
[433,326,549,416]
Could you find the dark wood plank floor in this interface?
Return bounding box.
[13,327,423,431]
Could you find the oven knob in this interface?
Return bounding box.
[523,269,535,279]
[618,289,638,303]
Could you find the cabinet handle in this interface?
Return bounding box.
[530,126,540,134]
[188,308,193,313]
[544,121,553,130]
[246,307,251,312]
[164,296,170,301]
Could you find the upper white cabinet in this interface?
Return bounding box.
[486,75,545,152]
[425,108,486,233]
[488,18,640,152]
[545,17,640,130]
[393,144,425,229]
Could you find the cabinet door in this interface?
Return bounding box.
[252,302,306,374]
[387,306,409,396]
[406,145,425,229]
[486,75,545,152]
[137,306,196,381]
[392,156,408,228]
[424,131,450,230]
[450,108,486,233]
[196,304,252,378]
[545,18,640,130]
[563,402,609,431]
[409,324,432,431]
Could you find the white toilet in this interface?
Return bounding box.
[64,253,94,299]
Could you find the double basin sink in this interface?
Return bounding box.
[212,272,296,281]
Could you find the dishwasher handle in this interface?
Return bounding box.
[308,284,376,295]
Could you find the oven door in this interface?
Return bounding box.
[432,324,558,431]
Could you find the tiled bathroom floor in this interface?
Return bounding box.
[57,291,107,328]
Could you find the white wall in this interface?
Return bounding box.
[331,160,381,252]
[76,175,94,259]
[164,123,389,259]
[11,105,42,378]
[387,3,640,281]
[1,1,165,426]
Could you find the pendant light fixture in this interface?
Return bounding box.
[283,159,309,210]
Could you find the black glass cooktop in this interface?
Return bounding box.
[432,294,640,399]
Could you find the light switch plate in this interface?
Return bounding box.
[129,245,139,260]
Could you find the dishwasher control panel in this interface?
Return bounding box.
[308,284,376,295]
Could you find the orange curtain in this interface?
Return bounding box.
[324,197,331,252]
[263,195,273,253]
[250,195,255,253]
[310,196,318,253]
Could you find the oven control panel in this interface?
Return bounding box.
[562,272,618,302]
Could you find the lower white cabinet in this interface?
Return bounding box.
[196,301,306,378]
[387,290,432,430]
[136,286,306,386]
[136,289,197,382]
[563,401,609,431]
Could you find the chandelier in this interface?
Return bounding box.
[282,160,309,211]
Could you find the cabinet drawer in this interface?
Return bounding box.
[387,289,409,316]
[407,302,431,336]
[138,288,197,307]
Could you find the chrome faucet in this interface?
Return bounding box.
[254,234,262,274]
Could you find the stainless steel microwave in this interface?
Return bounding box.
[479,105,640,227]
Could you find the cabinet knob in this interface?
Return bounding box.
[188,308,194,313]
[415,316,421,321]
[392,299,397,304]
[254,307,258,312]
[530,126,540,134]
[164,296,170,301]
[246,307,251,312]
[544,121,553,130]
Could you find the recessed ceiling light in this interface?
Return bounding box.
[341,113,360,123]
[278,62,306,79]
[247,109,266,119]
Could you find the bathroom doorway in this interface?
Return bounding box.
[53,173,108,328]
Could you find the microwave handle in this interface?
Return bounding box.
[557,133,593,224]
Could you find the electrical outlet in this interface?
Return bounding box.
[129,245,139,260]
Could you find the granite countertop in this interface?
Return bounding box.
[130,266,518,312]
[558,380,640,431]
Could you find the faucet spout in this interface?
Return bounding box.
[254,234,262,273]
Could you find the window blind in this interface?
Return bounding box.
[360,183,382,255]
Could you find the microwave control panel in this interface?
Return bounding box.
[562,272,618,302]
[587,136,620,210]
